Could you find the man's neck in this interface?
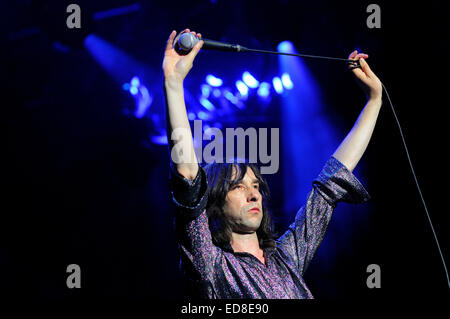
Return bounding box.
[230,232,265,264]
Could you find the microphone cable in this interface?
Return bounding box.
[242,46,359,64]
[380,81,450,292]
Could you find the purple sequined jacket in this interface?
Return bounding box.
[170,156,370,299]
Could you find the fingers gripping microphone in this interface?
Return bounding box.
[174,33,248,54]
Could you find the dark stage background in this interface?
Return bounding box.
[3,0,449,306]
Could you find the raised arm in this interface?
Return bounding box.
[162,29,204,180]
[332,50,383,172]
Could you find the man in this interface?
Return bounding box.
[162,29,382,298]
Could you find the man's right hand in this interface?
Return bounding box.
[162,29,204,86]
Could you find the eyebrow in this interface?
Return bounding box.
[234,179,259,184]
[230,178,259,187]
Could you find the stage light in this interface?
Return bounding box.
[151,135,168,145]
[201,84,211,97]
[199,97,216,111]
[84,34,156,119]
[242,71,259,88]
[281,73,294,89]
[223,90,245,109]
[277,41,294,53]
[130,86,138,95]
[272,77,284,94]
[123,76,152,118]
[197,111,210,120]
[188,112,196,121]
[131,76,140,87]
[224,91,238,104]
[206,74,223,87]
[134,86,152,118]
[212,88,221,98]
[257,82,270,98]
[236,80,249,96]
[84,34,149,86]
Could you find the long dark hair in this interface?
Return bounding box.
[203,161,276,249]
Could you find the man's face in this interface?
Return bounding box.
[223,166,263,234]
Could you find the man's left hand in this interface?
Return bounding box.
[348,50,382,101]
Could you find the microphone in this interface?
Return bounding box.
[173,31,360,66]
[174,32,248,54]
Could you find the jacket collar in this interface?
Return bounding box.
[220,241,276,256]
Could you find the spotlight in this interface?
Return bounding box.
[130,86,138,95]
[131,76,140,87]
[235,80,249,96]
[277,41,294,53]
[124,76,152,118]
[151,135,168,145]
[206,74,223,87]
[199,97,216,111]
[257,82,271,98]
[281,73,294,89]
[272,77,284,94]
[224,91,239,104]
[242,71,259,88]
[197,111,210,120]
[201,84,211,97]
[188,112,196,121]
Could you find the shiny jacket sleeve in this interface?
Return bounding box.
[277,156,370,276]
[170,164,220,286]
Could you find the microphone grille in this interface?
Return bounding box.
[179,33,198,51]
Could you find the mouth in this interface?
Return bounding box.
[248,207,260,213]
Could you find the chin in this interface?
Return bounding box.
[247,221,262,232]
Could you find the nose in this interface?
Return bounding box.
[247,188,261,203]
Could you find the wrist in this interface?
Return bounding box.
[367,95,382,106]
[368,84,383,102]
[164,76,184,91]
